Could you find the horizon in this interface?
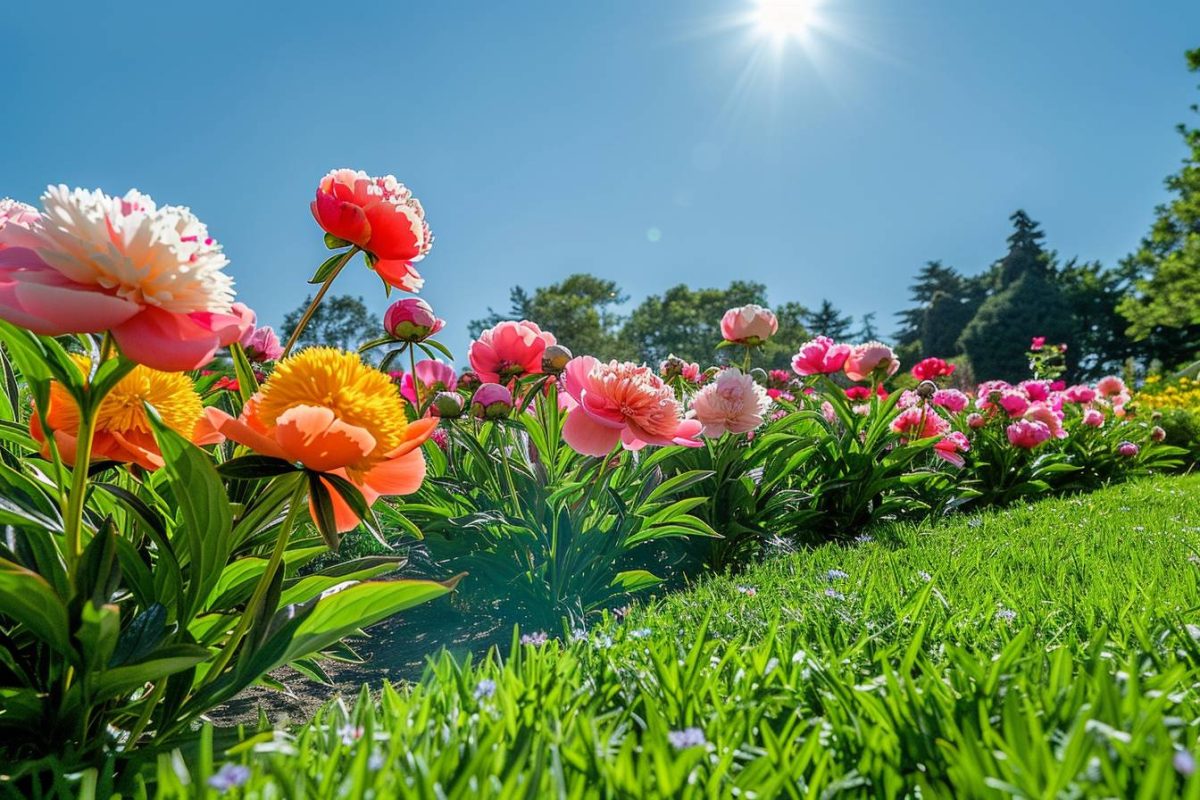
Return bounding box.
[6,1,1199,362]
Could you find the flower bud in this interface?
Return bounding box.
[1150,425,1166,442]
[471,383,514,420]
[384,298,445,343]
[240,325,283,363]
[541,344,573,374]
[1117,440,1139,458]
[431,391,465,418]
[966,413,985,430]
[916,380,938,399]
[457,370,482,392]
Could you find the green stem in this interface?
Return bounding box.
[408,343,422,409]
[64,404,99,580]
[282,247,360,358]
[204,476,308,683]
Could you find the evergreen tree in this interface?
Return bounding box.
[895,261,964,348]
[958,212,1073,381]
[802,299,854,340]
[1117,48,1200,368]
[1059,259,1140,378]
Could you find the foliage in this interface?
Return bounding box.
[0,328,454,789]
[157,476,1200,798]
[1118,48,1200,368]
[960,269,1074,382]
[281,294,384,356]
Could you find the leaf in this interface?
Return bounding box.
[0,557,71,656]
[92,644,210,701]
[274,576,462,667]
[612,569,662,593]
[308,473,340,549]
[309,252,346,283]
[110,604,169,667]
[228,343,261,403]
[218,455,298,480]
[323,233,352,250]
[147,408,233,623]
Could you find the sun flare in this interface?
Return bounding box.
[752,0,818,42]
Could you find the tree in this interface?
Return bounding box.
[895,261,965,348]
[281,294,383,357]
[468,274,633,359]
[958,212,1074,381]
[1059,259,1140,378]
[801,299,853,340]
[1117,48,1200,368]
[622,281,769,365]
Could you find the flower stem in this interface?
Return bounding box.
[204,476,308,682]
[63,404,99,580]
[408,344,422,409]
[282,247,361,358]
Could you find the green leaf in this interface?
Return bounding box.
[308,472,341,549]
[323,233,352,250]
[310,252,346,283]
[92,644,210,701]
[274,576,462,667]
[612,569,662,593]
[147,408,233,622]
[0,557,71,656]
[110,603,168,667]
[218,455,298,480]
[228,342,261,402]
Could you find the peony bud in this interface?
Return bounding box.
[471,383,514,420]
[241,325,283,363]
[916,380,938,400]
[431,391,465,418]
[966,413,985,430]
[457,370,482,392]
[541,344,573,375]
[384,298,445,343]
[1150,426,1166,442]
[1117,441,1139,458]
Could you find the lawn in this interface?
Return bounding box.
[158,474,1200,798]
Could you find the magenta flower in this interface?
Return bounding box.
[1006,419,1052,449]
[931,389,968,414]
[240,325,283,363]
[384,297,445,343]
[400,359,458,405]
[468,320,556,384]
[791,336,851,376]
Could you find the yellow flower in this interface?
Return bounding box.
[254,347,408,474]
[33,356,213,469]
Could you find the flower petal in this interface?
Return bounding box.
[562,407,622,457]
[362,448,427,498]
[274,405,376,473]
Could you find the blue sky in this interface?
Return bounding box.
[6,1,1199,361]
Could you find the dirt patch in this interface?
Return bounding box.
[206,596,509,727]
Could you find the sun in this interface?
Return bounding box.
[752,0,818,42]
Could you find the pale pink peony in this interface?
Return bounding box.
[791,336,851,376]
[1006,419,1052,449]
[560,356,702,456]
[721,304,778,345]
[400,359,458,405]
[933,431,970,467]
[821,401,838,424]
[689,368,770,437]
[843,342,899,382]
[1024,401,1066,439]
[311,169,432,292]
[468,320,557,384]
[0,186,252,371]
[1096,375,1126,398]
[932,388,969,414]
[1082,408,1105,428]
[0,199,39,236]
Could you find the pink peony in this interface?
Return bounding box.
[400,359,458,405]
[890,407,949,441]
[385,297,445,342]
[843,342,899,382]
[689,368,771,437]
[0,199,39,236]
[1024,401,1066,439]
[1006,419,1052,449]
[0,186,252,371]
[791,336,852,376]
[897,390,921,409]
[1096,375,1127,398]
[821,401,838,424]
[1018,380,1052,403]
[1063,385,1096,404]
[1082,408,1105,428]
[310,169,432,292]
[560,356,702,456]
[240,325,283,363]
[1117,440,1139,458]
[997,391,1030,418]
[470,383,514,420]
[910,357,956,382]
[933,431,970,468]
[721,304,778,345]
[468,320,557,384]
[966,412,986,429]
[932,389,969,414]
[659,355,702,383]
[1030,336,1045,351]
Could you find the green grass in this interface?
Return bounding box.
[156,476,1200,798]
